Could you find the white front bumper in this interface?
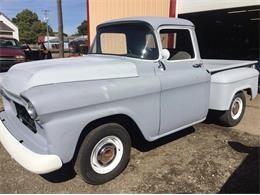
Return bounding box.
[0,120,62,174]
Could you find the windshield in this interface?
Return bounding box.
[89,23,159,60]
[0,38,20,48]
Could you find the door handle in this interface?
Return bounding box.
[193,63,202,68]
[158,61,166,71]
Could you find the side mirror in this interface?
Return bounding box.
[161,49,170,60]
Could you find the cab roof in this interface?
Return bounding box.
[98,16,194,30]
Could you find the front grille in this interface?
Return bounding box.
[14,102,37,133]
[0,56,16,60]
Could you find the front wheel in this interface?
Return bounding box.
[219,92,246,127]
[75,123,131,185]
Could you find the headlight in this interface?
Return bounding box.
[21,96,37,119]
[16,55,25,60]
[26,101,37,119]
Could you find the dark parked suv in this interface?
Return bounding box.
[0,37,25,72]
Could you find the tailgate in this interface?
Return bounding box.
[202,59,258,73]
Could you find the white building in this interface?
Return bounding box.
[0,12,19,40]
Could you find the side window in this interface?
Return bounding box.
[160,29,195,61]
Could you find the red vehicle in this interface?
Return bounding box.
[0,37,25,72]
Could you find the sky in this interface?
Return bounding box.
[0,0,87,35]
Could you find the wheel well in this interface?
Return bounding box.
[234,88,251,100]
[72,114,145,163]
[243,88,252,98]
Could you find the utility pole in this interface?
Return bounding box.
[57,0,64,58]
[42,9,50,49]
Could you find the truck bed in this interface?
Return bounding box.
[202,59,258,73]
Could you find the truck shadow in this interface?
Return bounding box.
[132,126,195,152]
[40,161,76,183]
[203,110,224,126]
[40,126,195,183]
[219,141,260,193]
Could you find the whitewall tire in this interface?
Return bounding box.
[75,123,131,185]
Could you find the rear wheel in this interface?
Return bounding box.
[75,123,131,185]
[219,92,246,127]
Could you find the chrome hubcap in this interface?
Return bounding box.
[232,102,239,115]
[90,136,123,174]
[231,97,243,120]
[97,144,116,166]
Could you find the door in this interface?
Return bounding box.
[156,27,211,135]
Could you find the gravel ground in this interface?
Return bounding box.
[0,95,259,193]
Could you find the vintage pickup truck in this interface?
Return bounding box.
[0,17,258,184]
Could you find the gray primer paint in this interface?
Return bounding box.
[0,17,258,164]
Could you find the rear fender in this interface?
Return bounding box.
[209,68,259,110]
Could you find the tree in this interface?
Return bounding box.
[77,20,88,35]
[12,9,54,44]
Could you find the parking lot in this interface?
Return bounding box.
[0,94,259,193]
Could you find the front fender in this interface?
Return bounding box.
[42,93,160,163]
[22,77,161,163]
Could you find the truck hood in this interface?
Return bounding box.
[2,55,138,95]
